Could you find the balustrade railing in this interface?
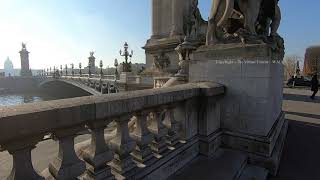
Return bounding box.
[0,82,224,180]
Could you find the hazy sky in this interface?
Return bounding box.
[0,0,319,69]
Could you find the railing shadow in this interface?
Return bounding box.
[283,93,320,103]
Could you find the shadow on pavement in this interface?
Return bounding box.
[283,93,320,103]
[270,120,320,180]
[285,111,320,120]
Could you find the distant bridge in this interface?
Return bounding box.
[0,75,152,98]
[39,76,119,96]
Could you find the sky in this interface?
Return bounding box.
[0,0,319,69]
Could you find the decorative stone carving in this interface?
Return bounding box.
[175,38,197,78]
[184,0,207,40]
[206,0,283,48]
[153,52,170,71]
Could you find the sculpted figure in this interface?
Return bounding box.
[206,0,281,45]
[184,0,205,38]
[206,0,262,45]
[256,0,281,37]
[22,42,26,49]
[153,52,170,71]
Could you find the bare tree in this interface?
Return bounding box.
[283,55,301,80]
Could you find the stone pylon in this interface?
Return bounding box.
[19,43,32,77]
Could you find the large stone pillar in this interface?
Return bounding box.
[170,0,184,37]
[151,0,161,39]
[19,43,32,77]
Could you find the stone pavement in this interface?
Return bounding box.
[270,87,320,180]
[0,87,319,179]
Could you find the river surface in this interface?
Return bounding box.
[0,93,57,106]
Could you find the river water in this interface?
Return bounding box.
[0,93,57,106]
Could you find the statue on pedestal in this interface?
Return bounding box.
[88,51,96,75]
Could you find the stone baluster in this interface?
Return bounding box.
[4,137,44,180]
[49,127,86,179]
[148,108,168,156]
[162,104,180,147]
[109,115,137,178]
[82,120,114,180]
[130,110,154,165]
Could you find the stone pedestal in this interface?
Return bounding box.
[190,44,287,174]
[120,72,133,83]
[190,44,284,136]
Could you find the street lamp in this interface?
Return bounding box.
[119,42,133,72]
[71,63,74,77]
[65,64,68,76]
[79,63,82,77]
[100,60,103,77]
[114,58,119,79]
[53,66,56,78]
[88,60,92,77]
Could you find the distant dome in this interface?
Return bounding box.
[4,57,13,70]
[303,46,320,76]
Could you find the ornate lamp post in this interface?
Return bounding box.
[53,66,56,78]
[99,60,103,77]
[88,60,92,77]
[79,63,82,77]
[71,63,74,77]
[119,42,133,72]
[65,64,68,76]
[114,58,119,79]
[60,65,63,76]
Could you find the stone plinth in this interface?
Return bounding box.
[119,72,133,83]
[190,44,284,137]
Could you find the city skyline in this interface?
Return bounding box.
[0,0,319,69]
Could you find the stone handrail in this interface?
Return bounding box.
[0,82,224,180]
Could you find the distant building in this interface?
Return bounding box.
[4,57,14,76]
[303,46,320,76]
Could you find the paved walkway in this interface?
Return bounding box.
[0,87,319,179]
[271,87,320,180]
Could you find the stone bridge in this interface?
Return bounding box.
[39,76,119,96]
[0,75,153,98]
[0,82,226,180]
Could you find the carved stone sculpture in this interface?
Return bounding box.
[184,0,207,40]
[153,52,170,71]
[206,0,282,46]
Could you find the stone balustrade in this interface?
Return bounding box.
[0,82,224,180]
